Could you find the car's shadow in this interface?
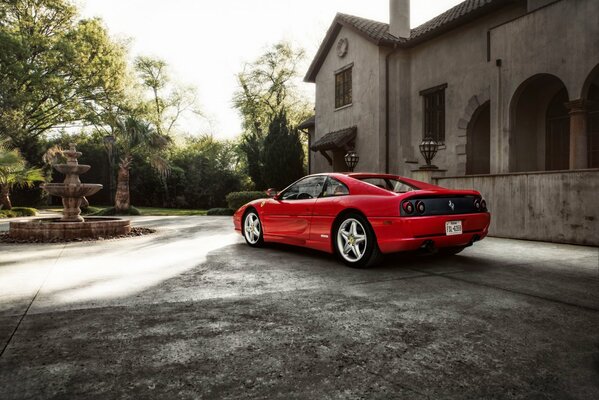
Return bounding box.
[260,241,492,273]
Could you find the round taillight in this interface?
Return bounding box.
[403,201,414,214]
[481,199,487,211]
[416,201,425,214]
[474,199,481,210]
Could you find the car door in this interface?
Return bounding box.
[261,176,326,241]
[310,177,350,244]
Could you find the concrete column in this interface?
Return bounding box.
[565,99,589,170]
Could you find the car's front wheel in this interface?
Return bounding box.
[243,210,264,247]
[334,213,381,268]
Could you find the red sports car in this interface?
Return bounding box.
[233,173,491,268]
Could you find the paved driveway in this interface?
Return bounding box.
[0,216,598,399]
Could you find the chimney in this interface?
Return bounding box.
[389,0,410,39]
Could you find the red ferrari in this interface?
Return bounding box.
[233,173,491,268]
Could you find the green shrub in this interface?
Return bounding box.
[206,208,235,216]
[226,191,266,210]
[81,206,103,215]
[11,207,37,216]
[94,206,141,216]
[0,207,37,218]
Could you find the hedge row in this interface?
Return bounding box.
[206,208,235,216]
[226,191,266,210]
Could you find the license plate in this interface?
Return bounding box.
[445,220,462,236]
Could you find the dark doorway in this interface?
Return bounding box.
[587,84,599,168]
[509,74,569,172]
[466,101,490,175]
[545,88,570,170]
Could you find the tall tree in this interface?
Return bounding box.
[0,0,128,163]
[262,112,304,190]
[0,140,45,210]
[134,56,199,205]
[232,41,312,189]
[134,56,199,137]
[113,117,169,212]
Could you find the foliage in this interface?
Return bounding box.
[134,56,199,137]
[232,41,312,189]
[262,111,304,190]
[0,0,128,163]
[0,141,45,209]
[94,206,141,216]
[226,191,266,211]
[168,135,242,209]
[0,206,37,218]
[206,208,235,216]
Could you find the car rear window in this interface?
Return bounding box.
[358,177,417,193]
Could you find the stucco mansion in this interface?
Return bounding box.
[300,0,598,246]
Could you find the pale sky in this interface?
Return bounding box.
[79,0,463,139]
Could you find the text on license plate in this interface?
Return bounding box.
[445,220,462,236]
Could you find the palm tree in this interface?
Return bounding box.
[0,141,45,210]
[113,117,170,212]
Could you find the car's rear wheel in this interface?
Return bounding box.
[243,210,264,247]
[334,213,381,268]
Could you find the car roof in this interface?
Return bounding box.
[317,172,442,191]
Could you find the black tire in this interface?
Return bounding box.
[242,209,265,248]
[333,212,381,268]
[438,246,466,256]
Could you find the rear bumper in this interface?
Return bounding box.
[369,213,491,254]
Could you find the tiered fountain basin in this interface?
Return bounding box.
[8,144,131,241]
[9,217,131,241]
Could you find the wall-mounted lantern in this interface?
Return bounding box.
[344,150,359,172]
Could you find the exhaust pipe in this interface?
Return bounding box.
[420,240,437,254]
[466,235,480,247]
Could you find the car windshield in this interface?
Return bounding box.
[357,177,417,193]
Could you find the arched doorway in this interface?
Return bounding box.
[582,64,599,168]
[509,74,569,172]
[466,101,490,175]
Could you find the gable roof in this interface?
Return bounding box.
[305,0,518,82]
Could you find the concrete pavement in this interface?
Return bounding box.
[0,216,598,399]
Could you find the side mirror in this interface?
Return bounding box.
[266,188,278,199]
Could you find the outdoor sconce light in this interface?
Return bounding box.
[344,150,359,172]
[419,137,439,168]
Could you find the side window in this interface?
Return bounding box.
[322,177,349,197]
[280,176,325,200]
[393,181,415,193]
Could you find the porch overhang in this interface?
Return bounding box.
[310,126,357,152]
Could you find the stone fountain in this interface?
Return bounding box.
[43,144,103,222]
[9,144,131,241]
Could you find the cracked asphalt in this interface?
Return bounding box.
[1,216,598,399]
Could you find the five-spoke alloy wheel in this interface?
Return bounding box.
[334,213,380,268]
[243,210,264,247]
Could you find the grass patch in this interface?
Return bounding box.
[39,205,208,216]
[136,207,207,216]
[0,207,38,218]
